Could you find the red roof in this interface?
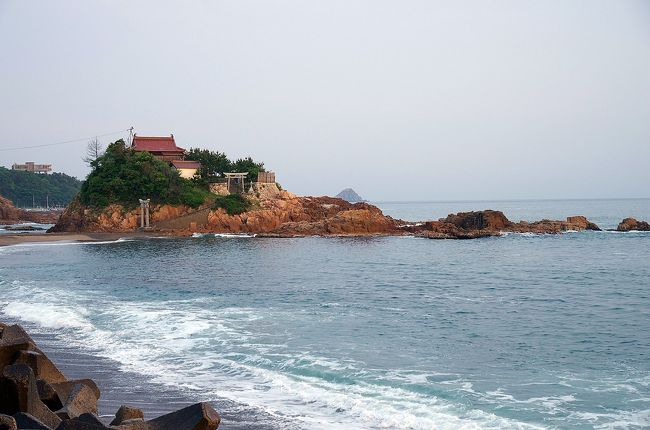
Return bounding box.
[171,160,201,169]
[132,135,185,153]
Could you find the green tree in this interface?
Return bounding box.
[185,148,231,179]
[79,139,208,208]
[0,167,81,208]
[231,157,265,181]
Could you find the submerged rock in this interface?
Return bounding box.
[413,210,601,239]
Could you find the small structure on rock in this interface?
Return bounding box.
[257,172,275,184]
[132,134,200,178]
[138,198,151,229]
[223,172,248,194]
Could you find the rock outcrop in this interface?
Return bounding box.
[413,211,601,239]
[616,217,650,232]
[0,196,21,223]
[208,195,399,236]
[49,199,203,233]
[0,195,62,225]
[51,193,403,237]
[49,190,647,240]
[0,323,220,430]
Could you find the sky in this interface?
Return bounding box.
[0,0,649,201]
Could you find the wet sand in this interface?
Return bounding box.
[0,232,186,247]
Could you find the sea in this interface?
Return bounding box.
[1,199,649,430]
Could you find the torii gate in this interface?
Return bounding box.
[223,172,247,194]
[139,198,150,229]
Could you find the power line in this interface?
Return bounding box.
[0,128,132,152]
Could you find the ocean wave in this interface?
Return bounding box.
[191,232,257,238]
[5,237,134,248]
[0,281,543,430]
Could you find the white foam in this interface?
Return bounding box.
[191,233,257,238]
[214,233,257,238]
[6,238,134,248]
[0,282,545,430]
[3,301,92,330]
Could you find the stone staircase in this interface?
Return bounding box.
[153,207,211,230]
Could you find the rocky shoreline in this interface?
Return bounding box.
[0,323,221,430]
[0,196,62,226]
[45,191,650,239]
[3,188,648,240]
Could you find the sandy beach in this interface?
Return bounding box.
[0,231,187,247]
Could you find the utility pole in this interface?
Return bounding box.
[32,193,35,209]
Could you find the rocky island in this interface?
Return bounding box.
[49,189,645,239]
[3,138,648,241]
[334,188,365,203]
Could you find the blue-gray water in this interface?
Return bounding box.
[1,199,649,429]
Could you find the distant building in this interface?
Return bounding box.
[12,162,52,174]
[131,134,200,178]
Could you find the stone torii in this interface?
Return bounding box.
[224,172,248,194]
[139,198,150,229]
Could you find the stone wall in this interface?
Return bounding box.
[249,183,281,200]
[209,183,229,196]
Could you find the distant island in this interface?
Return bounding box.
[335,188,365,203]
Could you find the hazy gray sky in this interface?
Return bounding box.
[1,0,649,200]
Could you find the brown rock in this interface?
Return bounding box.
[112,419,148,430]
[74,413,109,428]
[110,405,144,426]
[0,364,61,429]
[616,217,650,232]
[0,414,17,430]
[566,216,601,231]
[53,383,98,419]
[14,349,67,385]
[147,403,220,430]
[0,196,21,223]
[419,221,500,239]
[37,379,63,411]
[55,420,107,430]
[12,412,51,430]
[50,380,100,402]
[440,210,512,231]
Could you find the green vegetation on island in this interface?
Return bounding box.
[77,140,267,211]
[211,194,252,215]
[79,140,209,208]
[185,148,265,183]
[0,167,82,208]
